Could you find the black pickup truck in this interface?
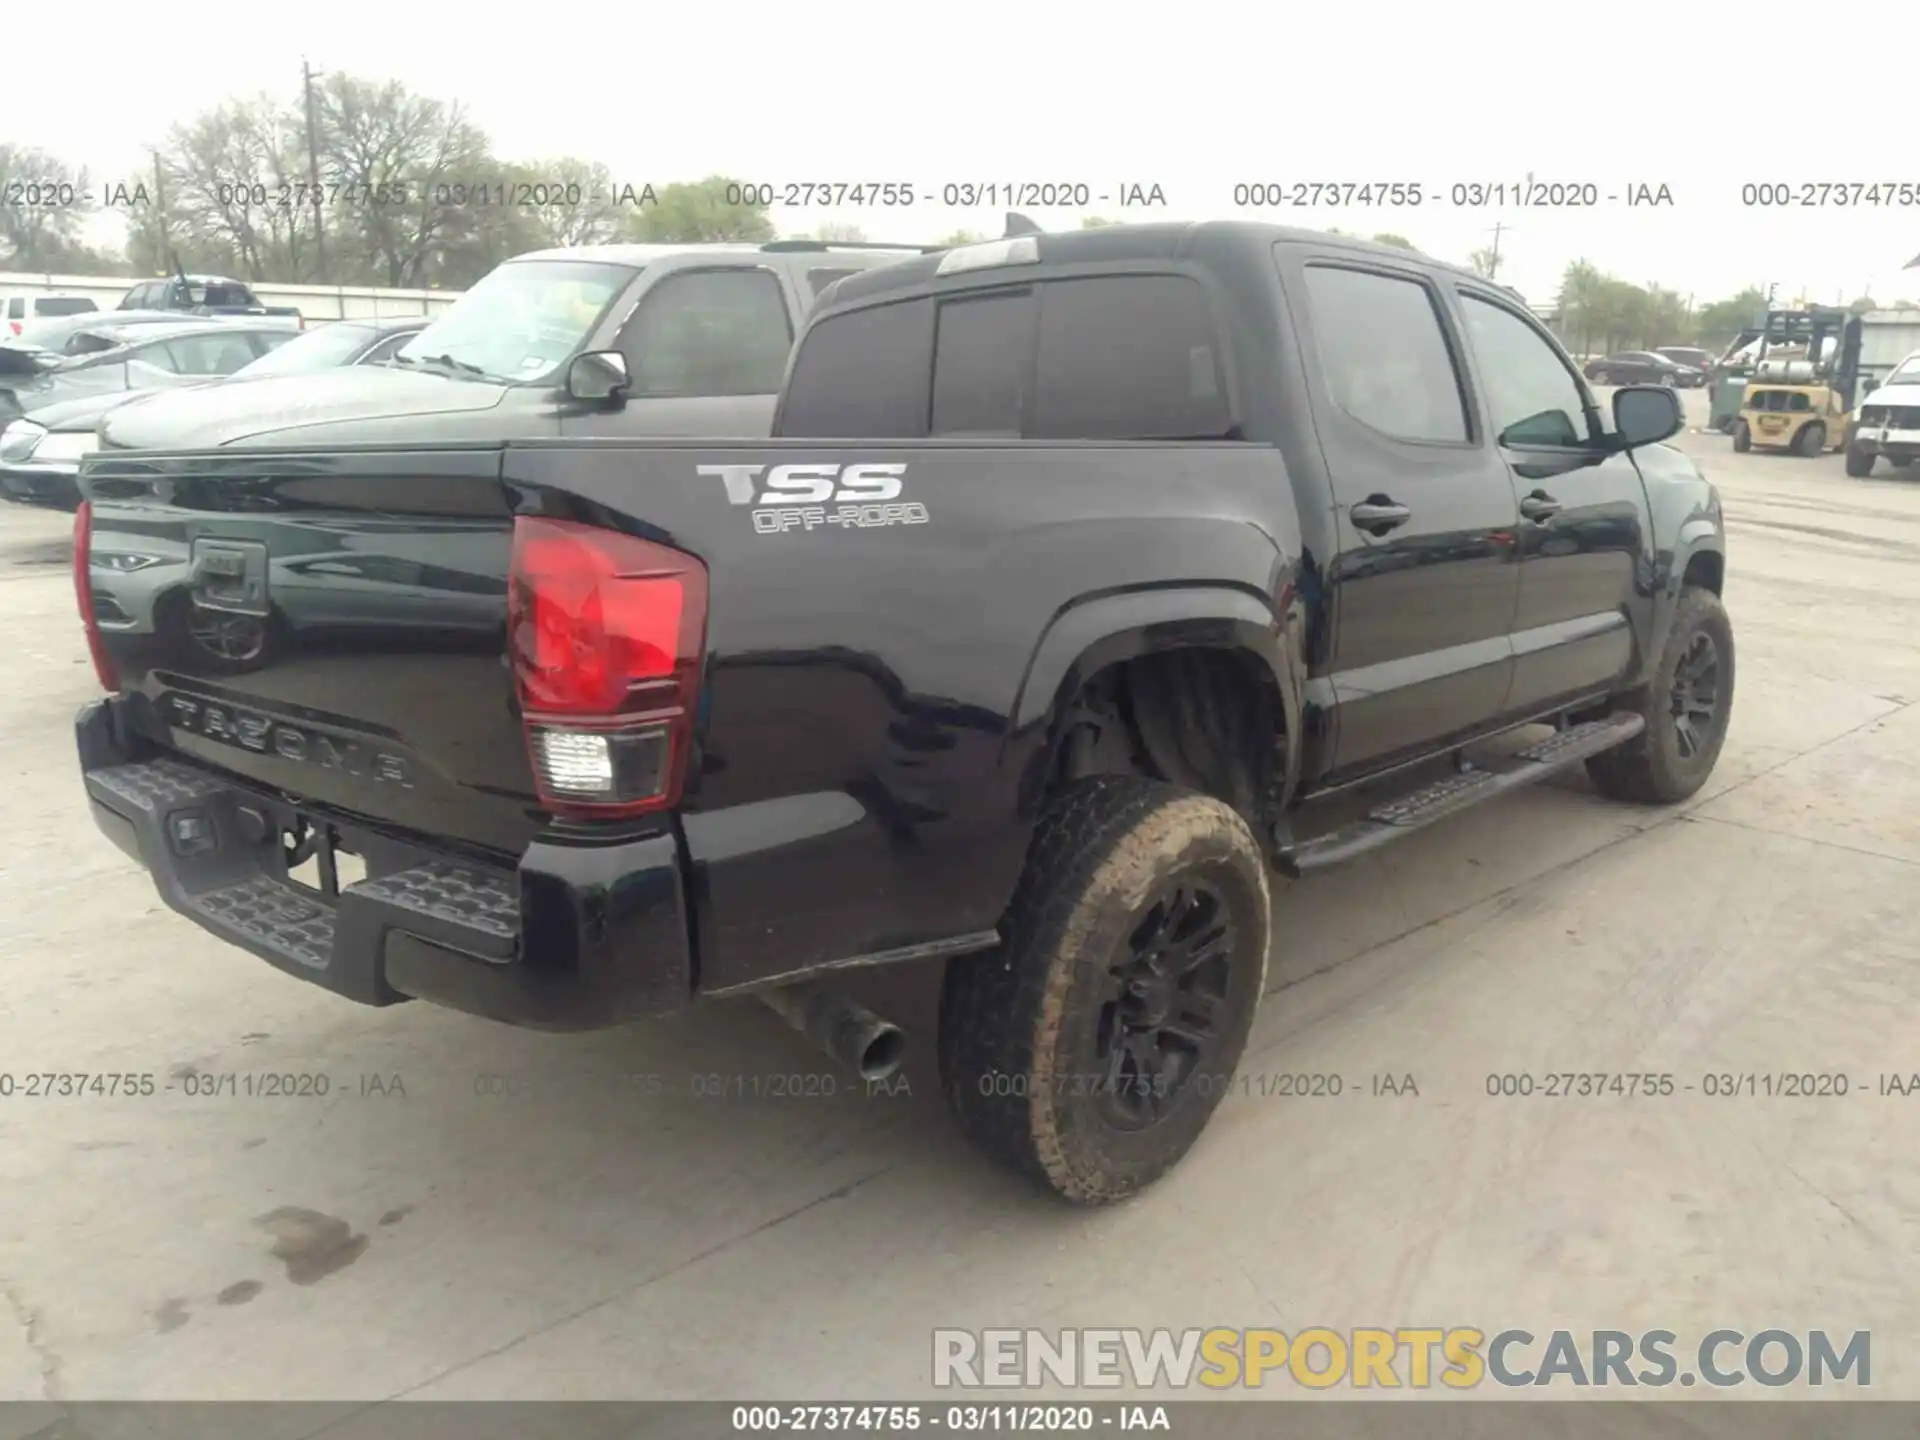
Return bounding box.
[117,274,305,324]
[72,222,1731,1203]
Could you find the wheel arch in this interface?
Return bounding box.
[1639,526,1726,684]
[1005,585,1305,822]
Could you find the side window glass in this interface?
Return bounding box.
[778,298,932,438]
[6,299,21,320]
[617,269,794,398]
[1459,293,1590,447]
[132,341,180,372]
[1301,264,1468,443]
[166,333,258,374]
[358,334,410,365]
[1030,274,1231,440]
[931,290,1036,437]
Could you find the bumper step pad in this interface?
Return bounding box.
[1275,713,1646,878]
[82,758,521,998]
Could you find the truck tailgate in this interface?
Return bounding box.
[81,447,540,859]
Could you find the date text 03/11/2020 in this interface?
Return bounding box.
[1484,1072,1920,1098]
[1227,180,1675,208]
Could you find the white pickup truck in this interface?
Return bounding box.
[1847,349,1920,477]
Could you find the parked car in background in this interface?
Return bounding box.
[219,315,425,377]
[96,241,937,453]
[0,318,426,509]
[4,293,99,337]
[1584,351,1691,387]
[0,318,298,425]
[2,309,216,359]
[118,274,304,325]
[1654,346,1715,387]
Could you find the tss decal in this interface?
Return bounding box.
[697,462,930,535]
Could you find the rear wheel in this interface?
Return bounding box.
[1732,420,1752,453]
[1794,421,1827,457]
[1586,586,1734,805]
[938,777,1270,1204]
[1846,447,1877,478]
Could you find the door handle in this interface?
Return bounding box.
[1348,497,1412,535]
[1519,490,1562,521]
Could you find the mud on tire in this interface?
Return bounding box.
[937,777,1271,1204]
[1586,585,1734,804]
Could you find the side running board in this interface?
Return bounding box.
[1275,714,1646,879]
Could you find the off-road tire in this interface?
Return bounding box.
[1586,586,1734,804]
[1846,446,1876,477]
[1732,421,1752,453]
[1794,421,1827,457]
[938,777,1270,1205]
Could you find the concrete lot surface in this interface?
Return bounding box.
[2,390,1918,1411]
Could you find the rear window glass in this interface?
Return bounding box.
[807,269,860,298]
[1030,275,1232,440]
[779,298,933,437]
[36,297,97,317]
[931,290,1035,437]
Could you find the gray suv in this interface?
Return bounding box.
[96,241,937,452]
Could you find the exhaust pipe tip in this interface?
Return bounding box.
[855,1023,906,1083]
[761,983,907,1083]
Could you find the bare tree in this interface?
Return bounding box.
[318,74,492,287]
[0,145,104,271]
[160,97,321,280]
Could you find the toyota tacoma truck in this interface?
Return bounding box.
[71,222,1732,1204]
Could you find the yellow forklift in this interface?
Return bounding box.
[1729,307,1862,457]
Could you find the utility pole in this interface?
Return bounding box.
[1486,220,1508,278]
[149,149,170,271]
[302,58,328,283]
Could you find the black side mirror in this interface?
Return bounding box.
[566,350,629,403]
[1613,385,1684,448]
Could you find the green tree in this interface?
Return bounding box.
[1847,295,1878,315]
[625,176,774,243]
[940,229,986,246]
[1080,216,1119,229]
[1371,232,1417,250]
[815,221,868,242]
[1693,287,1769,347]
[502,159,628,249]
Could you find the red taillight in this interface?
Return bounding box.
[73,501,119,692]
[7,322,19,336]
[507,516,708,819]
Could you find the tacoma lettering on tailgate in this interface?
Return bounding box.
[166,695,414,788]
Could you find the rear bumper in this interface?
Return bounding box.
[76,697,694,1029]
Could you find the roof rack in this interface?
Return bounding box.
[760,240,945,255]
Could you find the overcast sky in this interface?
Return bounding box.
[4,2,1912,305]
